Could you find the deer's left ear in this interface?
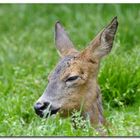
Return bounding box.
[80,17,118,61]
[55,21,78,57]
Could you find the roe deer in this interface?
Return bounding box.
[34,17,118,127]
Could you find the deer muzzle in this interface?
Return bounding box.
[34,101,60,118]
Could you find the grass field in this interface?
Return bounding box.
[0,4,140,136]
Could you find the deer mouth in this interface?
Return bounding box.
[35,107,60,118]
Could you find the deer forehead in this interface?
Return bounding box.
[49,55,73,80]
[49,55,96,82]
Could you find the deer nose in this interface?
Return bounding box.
[34,102,50,110]
[34,102,50,117]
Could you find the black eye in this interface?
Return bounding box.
[66,76,79,82]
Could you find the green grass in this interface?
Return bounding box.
[0,4,140,136]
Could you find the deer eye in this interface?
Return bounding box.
[66,76,79,82]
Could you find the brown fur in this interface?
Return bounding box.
[34,17,118,130]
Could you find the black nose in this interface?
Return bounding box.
[34,102,50,117]
[34,102,50,110]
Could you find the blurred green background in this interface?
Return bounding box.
[0,4,140,136]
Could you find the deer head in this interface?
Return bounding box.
[34,17,118,126]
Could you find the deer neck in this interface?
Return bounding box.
[82,80,104,126]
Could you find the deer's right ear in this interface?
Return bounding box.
[55,21,78,57]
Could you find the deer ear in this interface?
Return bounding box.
[55,21,78,57]
[80,17,118,61]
